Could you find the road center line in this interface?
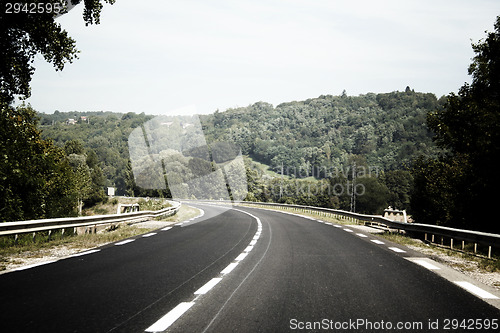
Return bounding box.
[235,253,248,261]
[145,302,195,332]
[194,278,223,295]
[221,262,239,275]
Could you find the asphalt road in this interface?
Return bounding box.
[1,203,499,333]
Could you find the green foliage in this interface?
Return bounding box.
[39,111,152,196]
[412,16,500,233]
[0,103,77,221]
[200,91,441,173]
[0,0,115,104]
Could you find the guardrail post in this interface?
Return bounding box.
[450,238,453,249]
[488,246,492,259]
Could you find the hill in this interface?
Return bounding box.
[200,90,442,174]
[36,90,443,214]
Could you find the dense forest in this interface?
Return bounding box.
[201,89,441,173]
[29,89,440,217]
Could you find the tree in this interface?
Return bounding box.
[67,154,92,215]
[64,139,85,155]
[0,0,115,105]
[412,16,500,233]
[0,104,77,221]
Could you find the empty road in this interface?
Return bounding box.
[1,203,498,332]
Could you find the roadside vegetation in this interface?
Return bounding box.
[248,204,500,279]
[0,203,199,272]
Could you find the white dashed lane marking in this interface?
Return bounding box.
[409,258,440,270]
[144,207,262,332]
[388,247,406,253]
[235,253,248,261]
[454,281,499,299]
[145,302,195,332]
[221,262,239,275]
[115,239,135,246]
[194,278,223,295]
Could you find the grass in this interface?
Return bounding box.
[377,231,500,273]
[0,225,155,271]
[158,204,200,222]
[0,203,200,272]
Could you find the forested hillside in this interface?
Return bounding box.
[39,111,152,197]
[33,89,442,217]
[200,90,442,174]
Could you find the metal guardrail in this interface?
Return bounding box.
[0,200,181,238]
[190,200,500,257]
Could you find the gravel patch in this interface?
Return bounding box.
[405,244,500,291]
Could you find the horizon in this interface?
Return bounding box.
[34,88,440,116]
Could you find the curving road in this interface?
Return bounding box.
[0,203,499,333]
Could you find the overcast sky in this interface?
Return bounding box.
[24,0,500,115]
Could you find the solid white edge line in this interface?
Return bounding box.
[115,239,135,246]
[221,262,239,275]
[145,302,195,332]
[454,281,499,299]
[194,278,223,295]
[15,260,57,271]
